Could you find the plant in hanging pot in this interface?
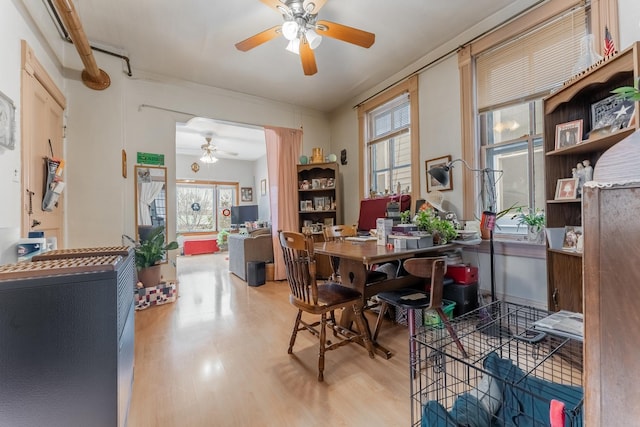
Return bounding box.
[132,226,179,288]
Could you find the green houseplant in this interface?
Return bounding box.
[512,207,545,243]
[412,208,458,244]
[132,225,178,287]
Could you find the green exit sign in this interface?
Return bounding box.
[137,152,165,166]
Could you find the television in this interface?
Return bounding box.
[231,205,259,225]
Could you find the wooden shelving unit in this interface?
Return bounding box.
[297,162,341,231]
[543,42,640,313]
[297,162,341,279]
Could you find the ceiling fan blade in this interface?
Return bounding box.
[316,20,375,48]
[304,0,327,13]
[300,38,318,76]
[235,26,281,52]
[215,149,239,157]
[259,0,284,11]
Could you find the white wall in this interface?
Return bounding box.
[0,1,65,263]
[619,0,640,50]
[62,54,330,278]
[253,155,270,222]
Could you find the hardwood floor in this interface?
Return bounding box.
[128,253,413,427]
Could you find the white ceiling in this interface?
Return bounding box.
[176,117,267,161]
[25,0,543,160]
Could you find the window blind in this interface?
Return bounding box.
[476,6,587,110]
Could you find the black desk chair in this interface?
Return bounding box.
[373,257,468,374]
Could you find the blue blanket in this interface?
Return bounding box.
[422,352,583,427]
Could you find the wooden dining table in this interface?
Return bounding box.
[314,239,453,358]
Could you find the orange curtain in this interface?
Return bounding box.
[265,126,302,280]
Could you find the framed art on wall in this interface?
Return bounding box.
[0,90,16,150]
[241,187,253,202]
[426,155,452,192]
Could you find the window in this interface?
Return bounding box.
[358,76,419,199]
[459,3,588,234]
[176,181,237,233]
[367,95,412,194]
[479,100,545,233]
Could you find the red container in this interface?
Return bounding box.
[446,264,478,285]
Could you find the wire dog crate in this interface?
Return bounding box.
[411,301,583,427]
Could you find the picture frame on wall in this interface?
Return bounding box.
[241,187,253,202]
[425,155,453,192]
[555,119,583,150]
[0,90,16,150]
[555,177,579,200]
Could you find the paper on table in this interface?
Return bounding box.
[400,293,427,301]
[345,236,377,242]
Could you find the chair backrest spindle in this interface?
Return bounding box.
[279,231,319,306]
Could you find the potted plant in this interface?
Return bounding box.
[431,217,458,245]
[611,78,640,101]
[399,210,412,224]
[512,207,545,243]
[413,209,437,233]
[217,229,230,250]
[133,225,178,287]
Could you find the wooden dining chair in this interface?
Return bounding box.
[279,231,375,382]
[323,225,388,283]
[373,256,468,373]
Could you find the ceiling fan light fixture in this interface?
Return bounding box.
[200,152,219,164]
[286,39,300,55]
[282,20,299,41]
[305,28,322,49]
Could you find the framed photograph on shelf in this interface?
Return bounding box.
[591,94,636,130]
[554,177,579,200]
[555,120,583,150]
[241,187,253,202]
[426,155,452,192]
[562,226,583,251]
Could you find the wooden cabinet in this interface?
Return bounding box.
[583,138,640,424]
[297,162,342,231]
[543,42,640,312]
[0,249,136,427]
[297,162,341,279]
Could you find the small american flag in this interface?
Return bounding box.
[604,26,616,56]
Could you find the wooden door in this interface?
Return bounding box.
[21,41,66,246]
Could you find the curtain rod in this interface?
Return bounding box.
[137,104,264,130]
[353,0,547,109]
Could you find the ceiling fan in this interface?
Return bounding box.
[200,135,238,164]
[235,0,375,76]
